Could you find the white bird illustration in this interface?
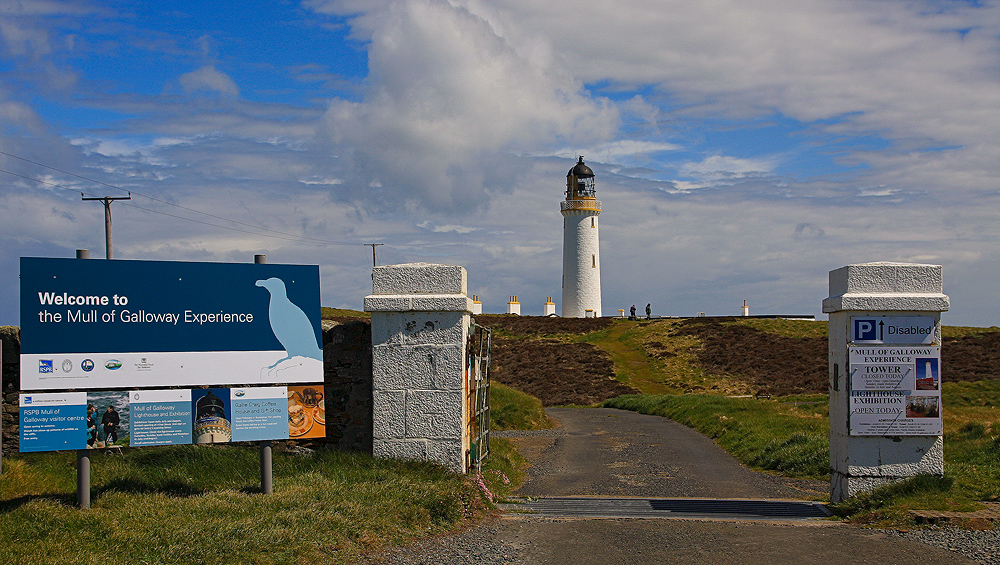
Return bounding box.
[255,277,322,368]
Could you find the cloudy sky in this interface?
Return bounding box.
[1,0,998,327]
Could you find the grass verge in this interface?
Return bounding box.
[0,446,487,564]
[606,389,1000,525]
[490,382,553,431]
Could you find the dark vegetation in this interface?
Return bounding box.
[476,315,999,404]
[475,315,637,406]
[669,318,828,396]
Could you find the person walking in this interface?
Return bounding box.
[646,303,651,320]
[629,305,636,320]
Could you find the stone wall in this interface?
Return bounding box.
[321,319,373,452]
[0,322,373,455]
[1,326,20,456]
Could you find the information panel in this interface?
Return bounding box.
[20,257,323,390]
[19,385,325,451]
[849,346,942,436]
[130,389,192,447]
[19,392,87,452]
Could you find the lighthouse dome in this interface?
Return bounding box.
[568,157,594,178]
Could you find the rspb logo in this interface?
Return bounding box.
[39,359,53,373]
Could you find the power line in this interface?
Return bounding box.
[0,164,357,246]
[0,151,355,245]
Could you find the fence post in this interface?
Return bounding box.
[365,263,473,473]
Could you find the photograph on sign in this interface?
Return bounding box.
[87,390,129,449]
[915,357,939,390]
[288,385,326,439]
[231,386,288,442]
[19,392,87,452]
[19,257,323,391]
[193,388,232,444]
[130,389,193,447]
[906,395,940,418]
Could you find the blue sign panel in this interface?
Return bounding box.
[20,257,322,390]
[19,393,87,452]
[230,387,289,442]
[130,389,193,447]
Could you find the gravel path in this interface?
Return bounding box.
[878,527,1000,565]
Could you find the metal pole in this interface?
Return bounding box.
[260,441,273,495]
[75,248,92,505]
[255,253,273,494]
[77,449,91,508]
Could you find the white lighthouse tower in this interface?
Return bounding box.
[561,157,602,318]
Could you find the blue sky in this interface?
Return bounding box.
[2,0,999,326]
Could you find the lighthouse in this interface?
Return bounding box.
[561,157,602,318]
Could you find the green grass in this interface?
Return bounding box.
[490,382,552,431]
[581,319,759,395]
[321,307,369,319]
[606,390,1000,522]
[0,446,488,564]
[0,375,546,564]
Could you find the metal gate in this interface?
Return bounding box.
[466,323,492,471]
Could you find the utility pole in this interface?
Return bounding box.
[82,193,131,259]
[364,243,384,268]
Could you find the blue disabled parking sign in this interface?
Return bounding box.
[851,316,936,345]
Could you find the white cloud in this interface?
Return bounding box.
[320,0,618,211]
[179,65,240,97]
[678,155,776,181]
[417,221,478,234]
[2,0,999,328]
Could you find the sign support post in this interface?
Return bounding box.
[77,448,91,508]
[823,262,949,502]
[77,249,91,508]
[255,253,274,495]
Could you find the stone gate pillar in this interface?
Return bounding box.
[823,262,949,502]
[364,263,473,473]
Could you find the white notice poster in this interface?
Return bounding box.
[849,346,942,436]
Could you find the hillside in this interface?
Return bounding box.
[476,315,1000,404]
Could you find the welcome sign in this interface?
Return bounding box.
[20,257,323,390]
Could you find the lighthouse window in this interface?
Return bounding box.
[592,254,596,268]
[591,218,595,228]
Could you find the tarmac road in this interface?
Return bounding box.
[372,407,978,564]
[512,407,826,499]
